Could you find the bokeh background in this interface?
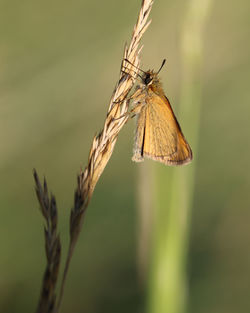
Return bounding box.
[0,0,250,312]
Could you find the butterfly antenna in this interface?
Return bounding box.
[123,58,147,74]
[157,59,166,74]
[121,67,143,81]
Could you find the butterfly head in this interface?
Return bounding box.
[142,71,157,86]
[141,59,166,87]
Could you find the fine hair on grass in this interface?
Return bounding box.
[34,1,154,312]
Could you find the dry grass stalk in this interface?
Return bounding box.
[33,170,61,313]
[34,1,154,312]
[57,0,154,309]
[70,0,153,245]
[57,0,154,311]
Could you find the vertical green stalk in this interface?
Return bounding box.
[147,1,212,313]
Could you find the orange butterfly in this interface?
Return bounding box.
[126,59,192,166]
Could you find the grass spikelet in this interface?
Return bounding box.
[33,169,61,313]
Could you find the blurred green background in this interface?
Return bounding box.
[0,0,250,312]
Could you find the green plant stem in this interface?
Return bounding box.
[147,1,212,313]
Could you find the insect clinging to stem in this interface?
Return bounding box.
[123,58,193,166]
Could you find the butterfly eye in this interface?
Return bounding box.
[144,73,152,85]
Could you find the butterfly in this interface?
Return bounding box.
[125,59,192,166]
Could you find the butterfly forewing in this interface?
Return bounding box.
[144,95,177,155]
[133,91,192,165]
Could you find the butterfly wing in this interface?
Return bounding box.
[132,104,147,162]
[133,92,192,165]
